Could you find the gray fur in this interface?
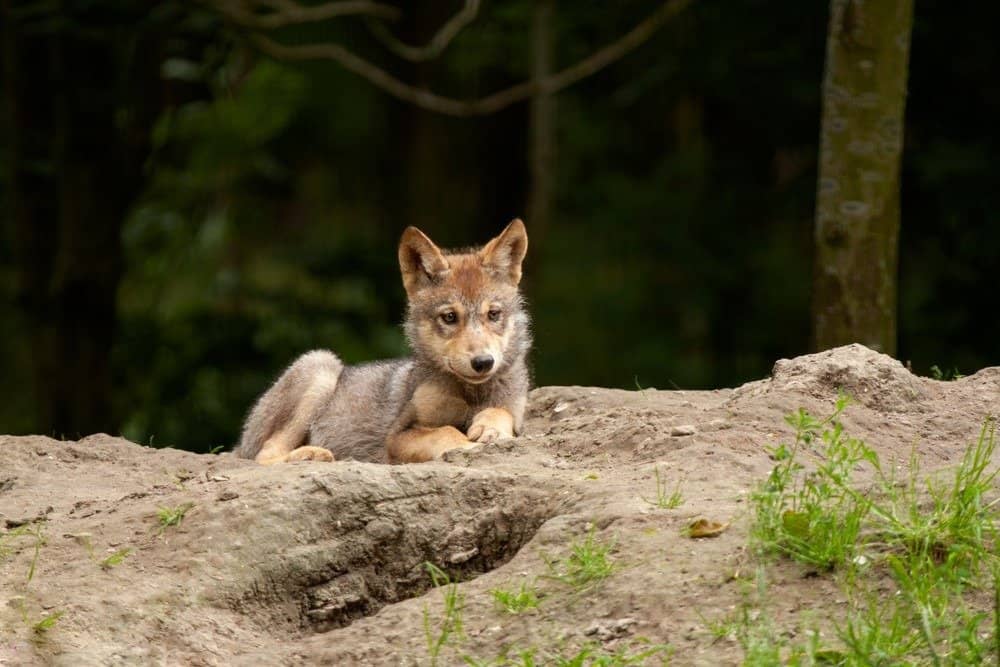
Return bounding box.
[234,350,343,459]
[235,320,531,462]
[235,222,532,463]
[234,299,531,464]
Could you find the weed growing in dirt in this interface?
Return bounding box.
[98,548,133,569]
[643,467,684,509]
[747,398,1000,664]
[156,503,194,533]
[725,568,838,666]
[4,524,65,638]
[11,596,64,637]
[0,524,30,561]
[543,526,616,589]
[463,647,539,667]
[423,562,465,667]
[73,533,132,570]
[549,641,671,666]
[750,393,873,569]
[31,610,63,635]
[23,524,45,585]
[752,399,999,574]
[464,640,671,666]
[490,581,540,614]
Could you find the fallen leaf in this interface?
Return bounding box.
[688,518,730,538]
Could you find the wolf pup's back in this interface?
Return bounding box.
[235,220,532,465]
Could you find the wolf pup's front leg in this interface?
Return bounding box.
[385,382,478,463]
[386,425,477,463]
[467,389,527,444]
[467,407,515,444]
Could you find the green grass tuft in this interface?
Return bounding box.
[156,502,194,533]
[423,562,465,667]
[490,581,540,614]
[643,466,684,509]
[747,398,1000,664]
[543,526,616,590]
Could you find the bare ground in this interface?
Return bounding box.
[1,344,997,666]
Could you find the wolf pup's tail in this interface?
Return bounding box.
[234,350,343,460]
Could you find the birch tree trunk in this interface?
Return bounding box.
[812,0,914,355]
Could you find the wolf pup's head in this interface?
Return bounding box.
[399,220,530,385]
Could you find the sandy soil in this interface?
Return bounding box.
[1,344,997,666]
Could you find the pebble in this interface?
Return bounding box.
[671,425,697,437]
[584,617,638,640]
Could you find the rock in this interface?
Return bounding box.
[671,424,697,437]
[584,617,638,641]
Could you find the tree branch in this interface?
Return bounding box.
[244,0,695,117]
[217,0,400,30]
[365,0,480,63]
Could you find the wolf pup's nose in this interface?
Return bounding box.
[471,355,495,374]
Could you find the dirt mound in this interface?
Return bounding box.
[771,343,929,411]
[1,345,997,665]
[730,343,930,412]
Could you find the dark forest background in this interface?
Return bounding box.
[1,0,997,453]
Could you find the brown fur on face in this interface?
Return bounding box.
[399,220,527,384]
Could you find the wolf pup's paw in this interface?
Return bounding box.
[467,424,503,444]
[284,445,335,463]
[467,408,515,444]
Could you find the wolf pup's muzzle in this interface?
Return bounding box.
[470,355,495,374]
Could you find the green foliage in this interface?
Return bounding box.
[643,466,684,509]
[25,524,44,585]
[929,364,965,381]
[748,400,1000,665]
[543,526,616,590]
[490,581,540,614]
[751,394,873,570]
[4,524,65,638]
[423,562,465,667]
[753,399,999,573]
[116,53,407,451]
[464,640,671,667]
[73,532,132,570]
[32,610,63,634]
[548,642,671,667]
[99,548,133,570]
[156,503,195,532]
[0,524,31,561]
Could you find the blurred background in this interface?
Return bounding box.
[0,0,997,452]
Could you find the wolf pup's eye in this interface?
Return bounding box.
[487,309,502,322]
[440,311,458,324]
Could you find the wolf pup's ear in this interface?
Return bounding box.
[479,219,528,285]
[399,227,451,295]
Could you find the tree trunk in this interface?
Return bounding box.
[527,0,556,244]
[2,5,162,436]
[812,0,914,356]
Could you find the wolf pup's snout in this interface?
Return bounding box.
[471,355,495,374]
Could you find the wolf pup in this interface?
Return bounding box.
[234,220,531,465]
